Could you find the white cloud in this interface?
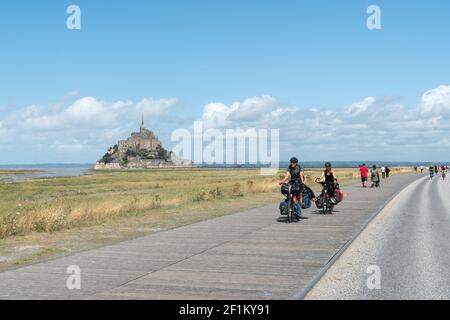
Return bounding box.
[202,102,230,128]
[201,95,294,129]
[2,85,450,163]
[420,85,450,116]
[346,97,376,116]
[136,98,178,118]
[196,85,450,160]
[227,95,279,122]
[64,97,126,126]
[0,96,179,159]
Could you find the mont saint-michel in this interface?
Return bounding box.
[94,120,193,170]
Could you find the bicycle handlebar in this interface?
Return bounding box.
[316,181,334,185]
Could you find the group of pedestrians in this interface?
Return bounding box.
[359,164,391,188]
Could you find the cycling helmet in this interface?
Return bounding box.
[325,162,332,168]
[290,157,299,164]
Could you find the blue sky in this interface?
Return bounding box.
[1,1,450,164]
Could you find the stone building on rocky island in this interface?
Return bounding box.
[94,118,194,170]
[117,118,162,158]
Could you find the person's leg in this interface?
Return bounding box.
[299,191,303,215]
[294,195,301,219]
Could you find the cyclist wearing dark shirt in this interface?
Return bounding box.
[279,157,305,220]
[317,162,338,183]
[280,157,305,185]
[316,162,338,198]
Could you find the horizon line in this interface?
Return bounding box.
[0,161,447,167]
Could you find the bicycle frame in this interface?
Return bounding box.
[318,181,334,215]
[281,183,301,223]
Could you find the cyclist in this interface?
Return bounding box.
[279,157,305,220]
[429,165,435,179]
[315,162,338,204]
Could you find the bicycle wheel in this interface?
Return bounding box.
[322,195,327,215]
[323,193,330,215]
[328,204,334,215]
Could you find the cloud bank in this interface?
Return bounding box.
[1,85,450,163]
[0,97,178,163]
[198,85,450,161]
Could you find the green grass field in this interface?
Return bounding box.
[0,167,413,239]
[0,169,278,238]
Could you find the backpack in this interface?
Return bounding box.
[334,184,343,203]
[334,190,343,203]
[302,189,311,209]
[279,200,289,216]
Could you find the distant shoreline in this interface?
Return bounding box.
[0,169,45,175]
[0,161,445,183]
[1,161,447,169]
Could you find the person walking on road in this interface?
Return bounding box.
[381,166,386,179]
[360,163,369,188]
[371,165,381,188]
[385,166,391,178]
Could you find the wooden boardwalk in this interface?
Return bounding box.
[0,174,420,300]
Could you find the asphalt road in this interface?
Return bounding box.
[306,174,450,300]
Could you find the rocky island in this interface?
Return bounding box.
[94,120,193,170]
